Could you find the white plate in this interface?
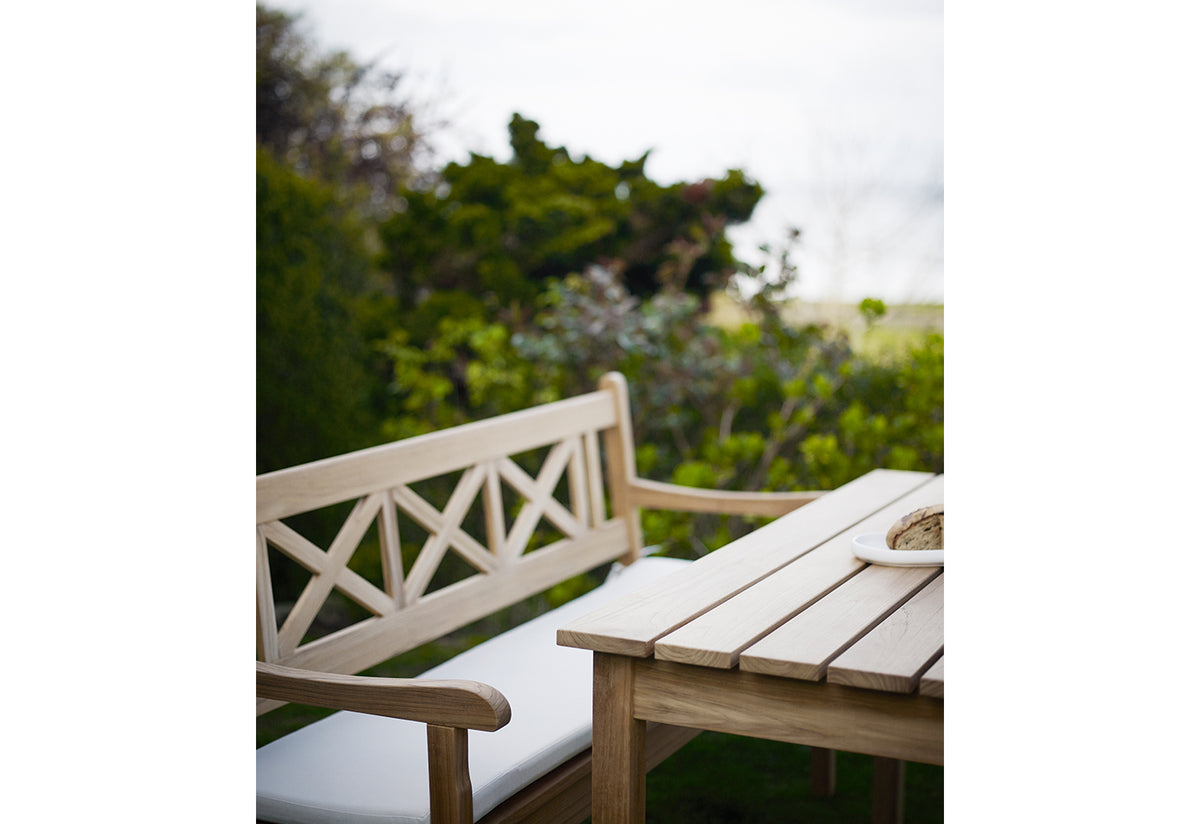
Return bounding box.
[852,532,943,567]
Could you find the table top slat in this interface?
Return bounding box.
[919,655,944,698]
[739,564,940,681]
[653,541,860,668]
[557,469,936,657]
[827,573,944,693]
[654,477,945,668]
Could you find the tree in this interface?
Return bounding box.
[376,262,943,558]
[378,114,764,322]
[256,3,443,473]
[256,3,439,215]
[256,148,387,473]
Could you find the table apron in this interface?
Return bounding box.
[629,658,943,766]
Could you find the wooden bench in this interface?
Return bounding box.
[256,372,824,824]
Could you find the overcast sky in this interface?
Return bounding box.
[275,0,944,303]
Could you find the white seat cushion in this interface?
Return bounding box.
[257,555,690,824]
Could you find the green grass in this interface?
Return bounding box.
[706,294,943,360]
[639,733,943,824]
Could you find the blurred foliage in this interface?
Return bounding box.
[256,9,944,777]
[256,2,433,475]
[256,3,439,216]
[255,3,943,561]
[376,262,943,557]
[646,735,943,823]
[256,147,393,473]
[379,114,763,319]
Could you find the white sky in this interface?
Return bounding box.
[275,0,944,303]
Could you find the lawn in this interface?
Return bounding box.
[641,732,943,823]
[706,294,944,359]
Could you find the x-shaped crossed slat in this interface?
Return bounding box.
[258,437,595,654]
[497,439,585,561]
[261,492,395,657]
[398,463,498,602]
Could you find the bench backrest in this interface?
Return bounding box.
[256,373,643,714]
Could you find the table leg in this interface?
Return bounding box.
[810,747,837,797]
[871,756,905,824]
[592,653,646,824]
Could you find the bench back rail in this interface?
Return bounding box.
[257,372,828,823]
[257,380,642,714]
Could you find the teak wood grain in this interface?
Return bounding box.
[256,661,511,731]
[653,540,861,668]
[739,563,940,681]
[592,654,646,824]
[562,468,945,824]
[258,521,630,714]
[427,725,473,824]
[626,477,823,517]
[919,655,945,698]
[827,573,944,694]
[631,659,943,765]
[872,757,906,824]
[557,469,937,658]
[654,477,945,669]
[598,373,644,566]
[258,372,833,824]
[257,390,619,523]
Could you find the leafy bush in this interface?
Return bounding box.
[377,114,764,321]
[377,266,943,557]
[256,3,439,216]
[256,147,390,473]
[255,8,940,562]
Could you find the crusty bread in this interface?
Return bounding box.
[886,505,944,550]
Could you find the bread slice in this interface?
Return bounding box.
[886,505,944,550]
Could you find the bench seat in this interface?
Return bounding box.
[257,373,826,822]
[257,555,690,824]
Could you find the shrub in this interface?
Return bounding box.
[378,267,944,558]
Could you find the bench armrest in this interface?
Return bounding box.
[626,478,825,518]
[256,661,512,732]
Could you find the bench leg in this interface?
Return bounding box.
[871,756,905,824]
[810,747,837,797]
[592,653,646,824]
[428,725,473,824]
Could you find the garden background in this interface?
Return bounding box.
[256,3,943,820]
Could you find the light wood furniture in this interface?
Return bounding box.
[558,468,944,824]
[256,372,825,824]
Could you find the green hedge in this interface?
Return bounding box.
[377,267,943,558]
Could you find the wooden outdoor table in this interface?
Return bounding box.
[557,468,944,824]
